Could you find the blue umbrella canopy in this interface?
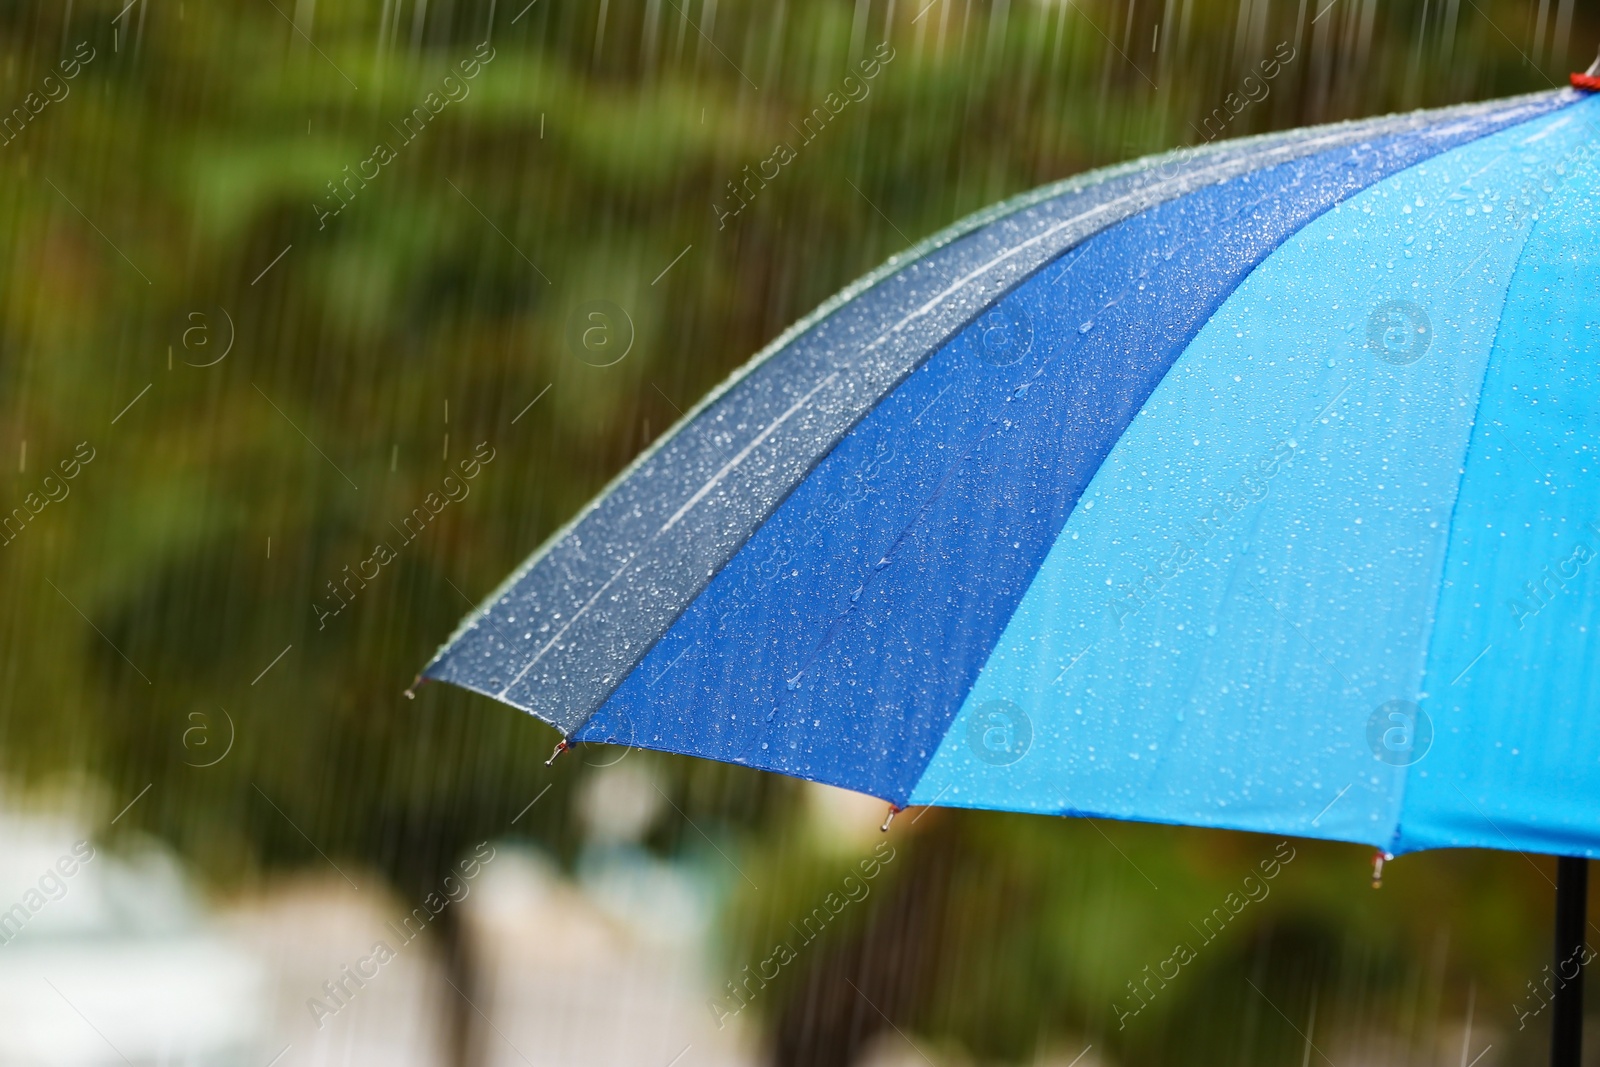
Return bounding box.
[423,87,1600,862]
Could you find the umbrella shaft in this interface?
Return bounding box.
[1552,856,1588,1067]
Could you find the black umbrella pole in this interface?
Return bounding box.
[1551,856,1588,1067]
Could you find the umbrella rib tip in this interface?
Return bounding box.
[1371,849,1394,888]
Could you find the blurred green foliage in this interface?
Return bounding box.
[0,0,1594,1063]
[729,809,1562,1064]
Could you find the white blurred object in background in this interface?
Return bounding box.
[0,809,266,1066]
[0,774,764,1067]
[225,874,452,1067]
[574,760,663,846]
[462,845,757,1067]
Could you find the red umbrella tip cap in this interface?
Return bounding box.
[1571,72,1600,92]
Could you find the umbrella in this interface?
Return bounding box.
[422,82,1600,1060]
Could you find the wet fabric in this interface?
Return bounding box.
[426,90,1600,859]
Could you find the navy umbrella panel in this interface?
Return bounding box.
[424,89,1600,861]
